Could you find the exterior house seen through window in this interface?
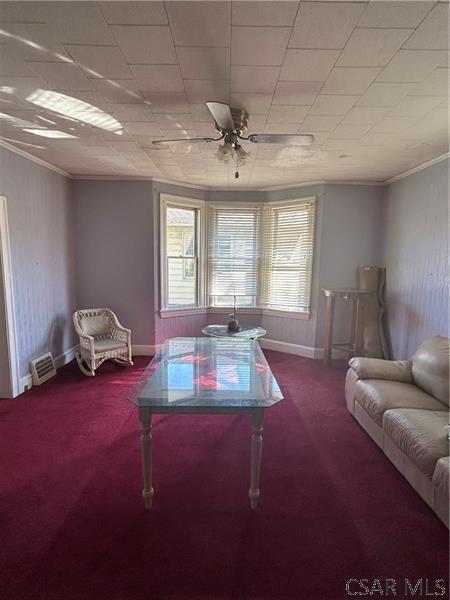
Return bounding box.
[165,206,198,308]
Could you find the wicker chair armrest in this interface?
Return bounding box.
[78,333,95,352]
[110,326,131,342]
[78,332,94,342]
[117,325,131,335]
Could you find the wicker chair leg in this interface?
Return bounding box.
[76,352,95,377]
[112,357,134,366]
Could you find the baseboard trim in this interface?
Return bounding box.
[132,344,157,356]
[17,340,344,394]
[259,338,323,359]
[19,373,33,394]
[55,345,78,368]
[19,344,79,395]
[137,337,335,361]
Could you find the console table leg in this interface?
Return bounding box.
[324,295,335,366]
[249,409,265,509]
[353,297,364,356]
[139,407,154,509]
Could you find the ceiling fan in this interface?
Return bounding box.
[152,101,314,179]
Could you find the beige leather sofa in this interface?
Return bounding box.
[345,336,449,527]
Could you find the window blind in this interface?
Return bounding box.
[261,201,315,313]
[208,207,260,307]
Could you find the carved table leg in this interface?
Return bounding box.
[249,409,265,509]
[139,407,154,509]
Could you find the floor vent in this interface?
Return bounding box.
[30,352,56,386]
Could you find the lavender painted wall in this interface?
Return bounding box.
[315,184,384,346]
[0,146,76,377]
[383,159,449,359]
[72,180,155,346]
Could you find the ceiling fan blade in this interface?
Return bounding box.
[247,134,315,145]
[206,101,235,130]
[152,136,220,145]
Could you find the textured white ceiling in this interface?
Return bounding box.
[0,0,448,188]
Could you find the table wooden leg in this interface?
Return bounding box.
[139,407,154,509]
[324,295,335,366]
[249,409,265,509]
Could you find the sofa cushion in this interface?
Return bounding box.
[81,315,110,336]
[354,379,445,427]
[383,409,449,478]
[412,336,449,406]
[93,339,127,352]
[433,457,450,497]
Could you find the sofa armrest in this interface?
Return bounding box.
[348,357,413,383]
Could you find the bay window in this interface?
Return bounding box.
[160,194,315,317]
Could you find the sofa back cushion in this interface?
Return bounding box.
[412,336,449,406]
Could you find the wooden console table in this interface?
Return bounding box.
[322,288,373,367]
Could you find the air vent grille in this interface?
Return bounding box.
[30,352,56,386]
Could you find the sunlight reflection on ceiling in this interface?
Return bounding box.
[26,90,123,134]
[23,128,77,139]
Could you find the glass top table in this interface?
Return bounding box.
[128,337,283,509]
[202,324,267,340]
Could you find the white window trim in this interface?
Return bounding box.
[160,195,316,319]
[207,306,310,319]
[160,194,206,312]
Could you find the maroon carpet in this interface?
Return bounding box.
[0,352,447,600]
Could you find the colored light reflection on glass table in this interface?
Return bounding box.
[128,337,283,409]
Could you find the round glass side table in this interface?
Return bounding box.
[202,324,267,340]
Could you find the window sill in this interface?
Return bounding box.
[160,306,310,320]
[262,308,310,320]
[207,306,263,315]
[160,307,207,318]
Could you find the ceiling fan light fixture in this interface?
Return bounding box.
[215,141,250,166]
[215,142,233,162]
[234,144,249,162]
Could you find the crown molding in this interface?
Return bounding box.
[152,178,384,193]
[384,153,449,185]
[152,176,208,191]
[71,175,153,181]
[261,179,385,192]
[0,139,71,178]
[2,138,447,190]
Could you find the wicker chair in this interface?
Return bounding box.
[73,308,133,376]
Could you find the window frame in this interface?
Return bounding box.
[160,194,206,315]
[260,197,316,317]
